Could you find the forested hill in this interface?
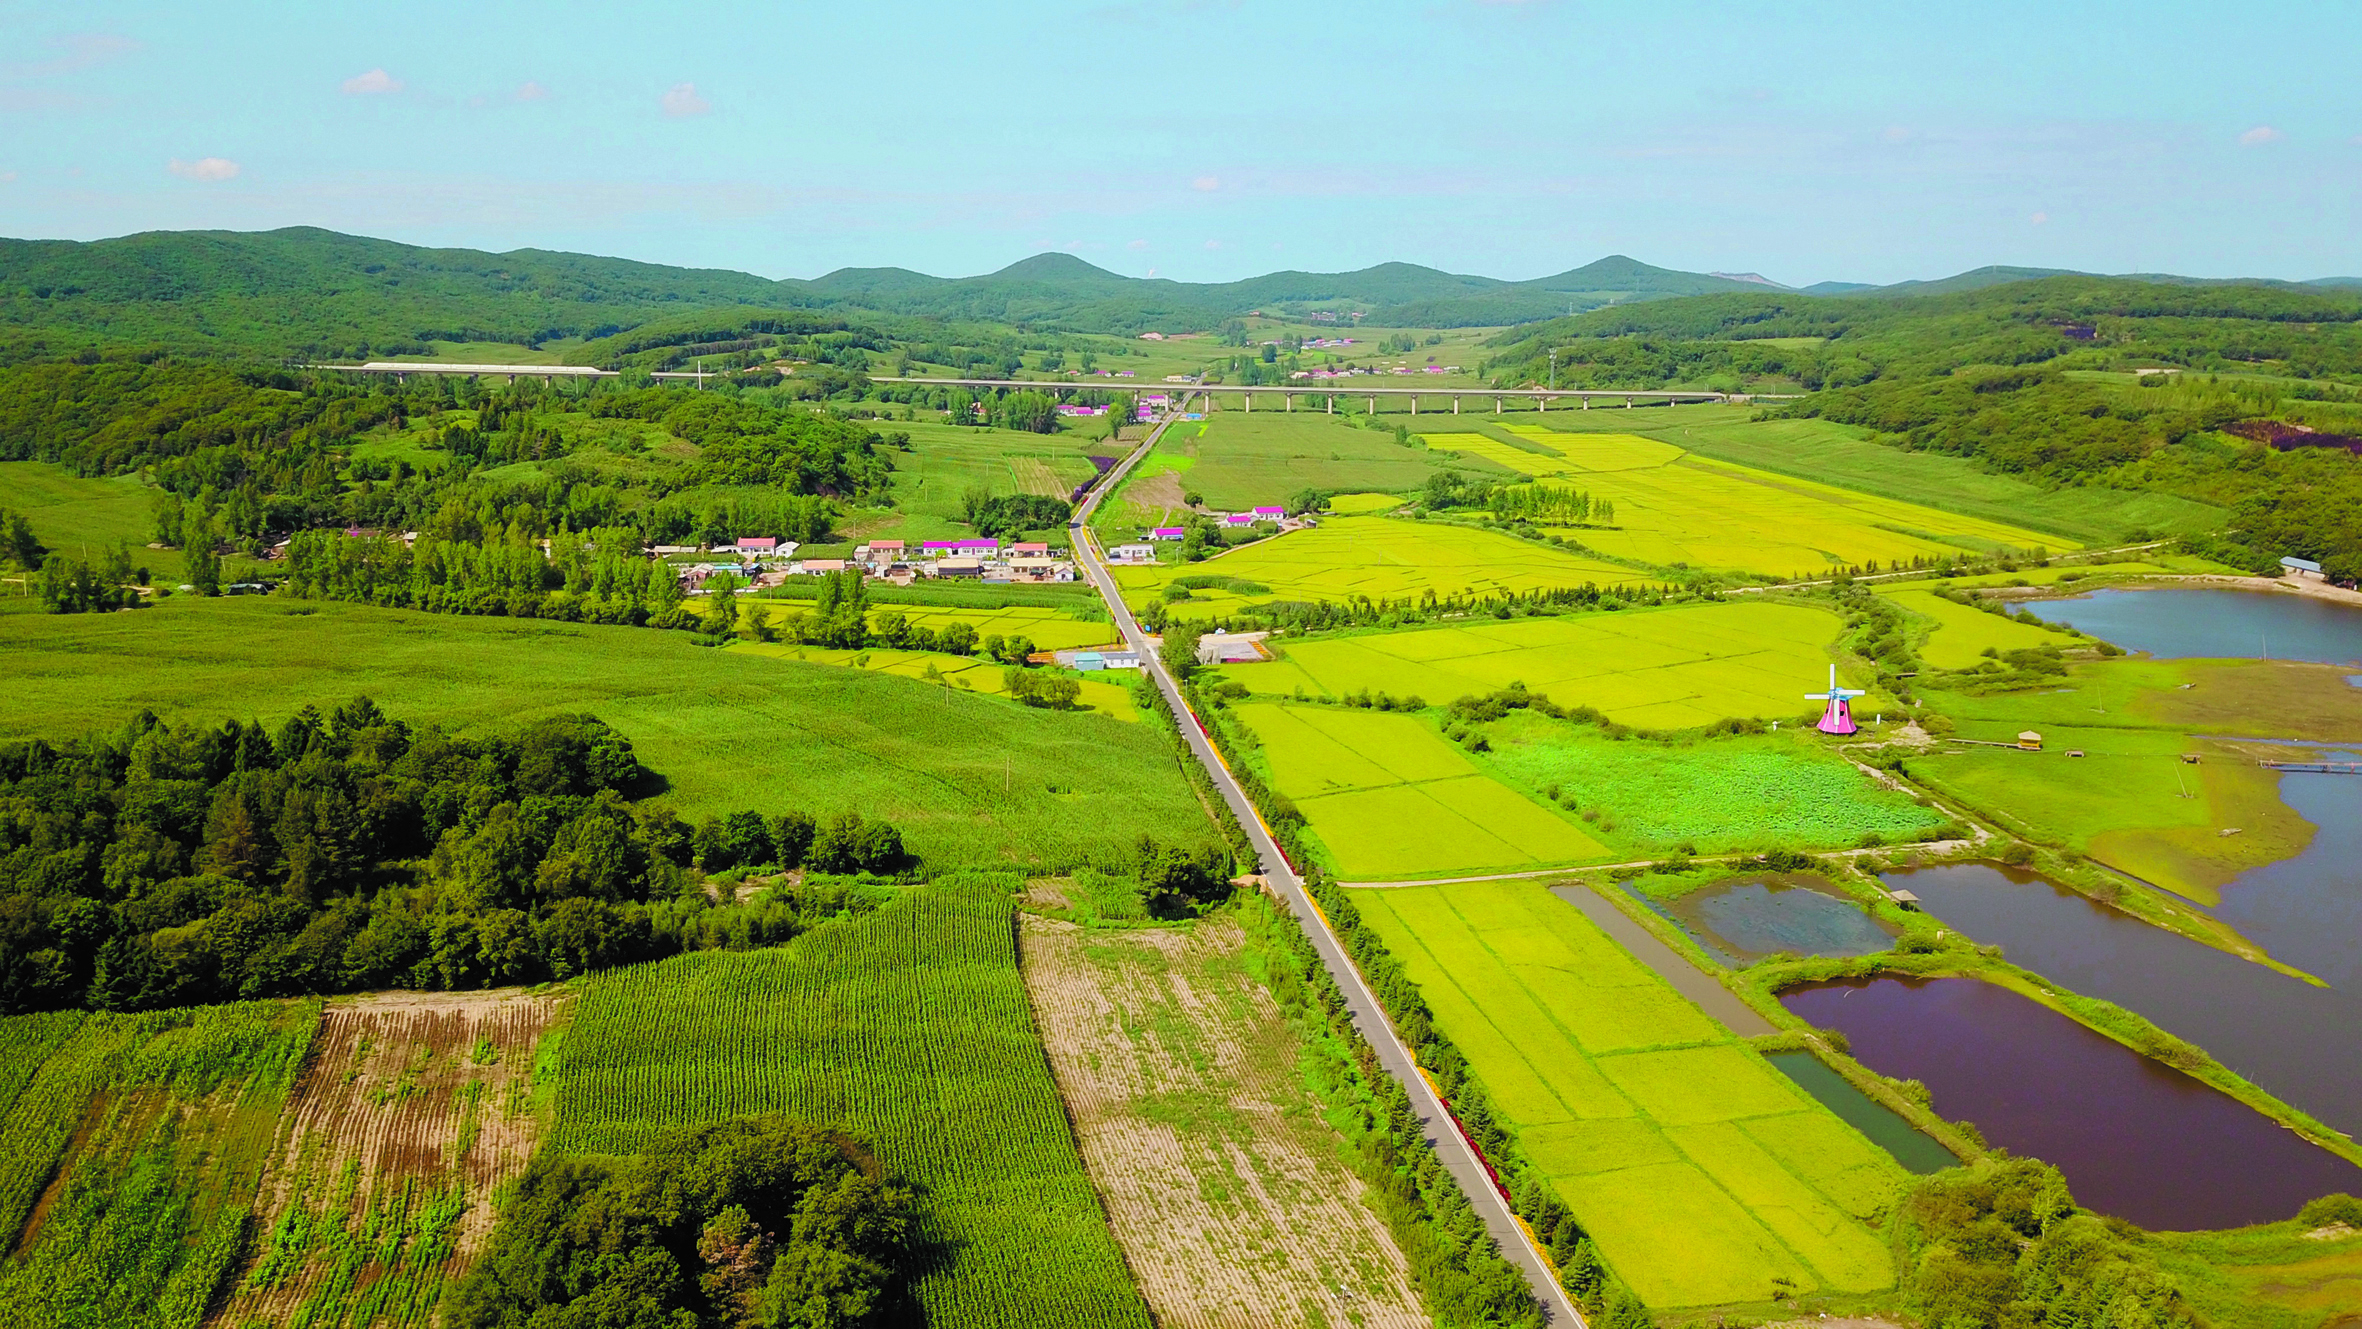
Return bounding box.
[0,227,815,363]
[0,228,1788,359]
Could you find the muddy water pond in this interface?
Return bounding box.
[1761,1050,1957,1175]
[2019,585,2362,664]
[1783,975,2362,1230]
[1631,873,1899,967]
[1887,862,2362,1140]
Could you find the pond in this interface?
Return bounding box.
[1761,1050,1957,1174]
[2208,771,2362,993]
[1782,975,2362,1230]
[1886,862,2362,1140]
[2019,585,2362,664]
[1631,873,1899,967]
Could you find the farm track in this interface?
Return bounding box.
[1073,403,1588,1325]
[1020,915,1429,1329]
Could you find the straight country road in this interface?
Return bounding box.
[1068,399,1585,1325]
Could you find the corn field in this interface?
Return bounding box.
[0,1000,321,1329]
[553,871,1154,1329]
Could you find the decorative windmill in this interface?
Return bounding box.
[1806,664,1865,735]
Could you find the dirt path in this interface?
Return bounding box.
[1021,915,1430,1329]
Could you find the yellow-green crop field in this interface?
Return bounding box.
[1224,601,1857,730]
[1237,704,1608,878]
[1353,882,1904,1306]
[1112,515,1638,619]
[865,604,1118,652]
[1422,424,2066,578]
[1327,491,1407,515]
[731,641,1139,722]
[1877,588,2063,669]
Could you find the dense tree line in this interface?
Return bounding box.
[0,699,907,1015]
[1896,1159,2196,1329]
[450,1115,915,1329]
[959,488,1071,538]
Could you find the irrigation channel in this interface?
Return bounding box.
[1069,401,1588,1325]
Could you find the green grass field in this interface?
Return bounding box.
[732,641,1140,722]
[1419,423,2066,579]
[1112,515,1640,619]
[0,596,1218,869]
[871,420,1106,542]
[0,459,232,580]
[1352,882,1905,1307]
[1514,407,2225,544]
[1224,600,1857,729]
[550,875,1152,1329]
[1878,587,2064,668]
[1473,710,1945,854]
[1096,412,1507,535]
[1905,657,2353,903]
[1236,703,1608,878]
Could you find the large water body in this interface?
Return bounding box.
[1887,863,2362,1139]
[2019,585,2362,664]
[1783,975,2362,1230]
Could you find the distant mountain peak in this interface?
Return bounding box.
[990,252,1122,282]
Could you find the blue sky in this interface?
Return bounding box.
[1,0,2355,286]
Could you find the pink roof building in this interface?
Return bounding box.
[738,536,779,552]
[1251,506,1285,519]
[1012,542,1050,555]
[1222,513,1256,527]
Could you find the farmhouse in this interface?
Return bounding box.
[736,536,780,554]
[1000,557,1075,583]
[1011,542,1050,556]
[1110,544,1157,564]
[1147,527,1187,541]
[1251,506,1286,520]
[934,557,985,578]
[1221,513,1258,528]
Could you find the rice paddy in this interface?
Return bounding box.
[1236,703,1609,879]
[1113,515,1638,619]
[1878,587,2065,669]
[1352,881,1906,1307]
[1224,600,1855,729]
[1421,423,2065,578]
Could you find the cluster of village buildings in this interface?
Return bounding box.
[1107,506,1314,563]
[667,537,1081,594]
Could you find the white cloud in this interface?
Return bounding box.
[340,68,403,95]
[2,33,139,78]
[515,81,549,102]
[2238,125,2284,146]
[168,157,240,182]
[1126,238,1149,250]
[661,82,711,117]
[1204,238,1221,250]
[2030,211,2049,224]
[1191,175,1219,191]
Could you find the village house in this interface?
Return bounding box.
[1147,526,1186,541]
[1109,544,1157,564]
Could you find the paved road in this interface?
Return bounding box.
[1069,404,1585,1325]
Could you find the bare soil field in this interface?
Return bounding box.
[211,988,566,1329]
[1020,914,1429,1329]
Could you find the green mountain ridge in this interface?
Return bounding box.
[5,225,2358,361]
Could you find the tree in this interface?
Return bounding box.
[1160,624,1202,680]
[184,522,222,596]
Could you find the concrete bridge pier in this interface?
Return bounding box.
[1582,396,1590,410]
[1453,396,1460,414]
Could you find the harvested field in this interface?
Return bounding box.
[213,989,564,1329]
[1020,914,1430,1329]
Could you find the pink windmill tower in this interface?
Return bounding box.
[1806,664,1865,736]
